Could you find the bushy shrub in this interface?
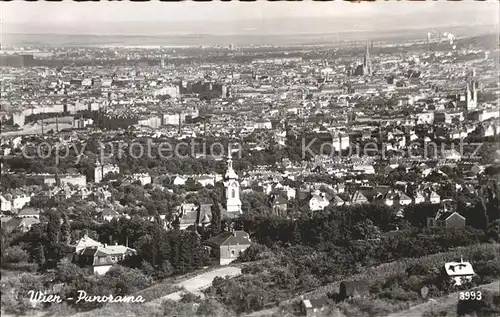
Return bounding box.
[1,246,29,264]
[237,244,273,263]
[196,299,232,317]
[180,291,201,303]
[474,260,500,280]
[406,263,430,276]
[380,286,419,302]
[102,265,153,295]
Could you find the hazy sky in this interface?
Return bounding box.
[1,1,498,35]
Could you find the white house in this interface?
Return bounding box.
[12,194,32,210]
[173,175,187,186]
[0,195,12,212]
[196,175,215,187]
[429,191,441,204]
[309,191,330,211]
[17,208,40,219]
[398,192,412,206]
[132,173,152,185]
[444,259,475,286]
[413,192,425,204]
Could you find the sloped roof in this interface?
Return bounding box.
[399,192,412,201]
[444,261,475,276]
[197,204,212,225]
[203,230,251,248]
[437,211,465,221]
[350,191,368,203]
[331,195,344,204]
[4,217,40,229]
[17,208,40,216]
[74,234,102,249]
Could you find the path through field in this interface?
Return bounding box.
[146,266,241,305]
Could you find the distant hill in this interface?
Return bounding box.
[1,25,497,47]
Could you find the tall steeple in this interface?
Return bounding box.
[224,145,242,216]
[466,68,477,111]
[363,41,372,76]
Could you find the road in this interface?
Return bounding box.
[147,266,241,305]
[384,280,500,317]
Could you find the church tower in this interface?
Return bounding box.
[223,151,242,216]
[93,159,103,183]
[466,68,478,111]
[363,41,372,76]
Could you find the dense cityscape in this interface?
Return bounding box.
[1,2,500,317]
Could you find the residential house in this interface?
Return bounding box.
[349,191,368,205]
[398,192,412,206]
[196,204,212,228]
[65,234,102,261]
[428,191,441,204]
[413,191,425,204]
[17,207,41,219]
[0,195,12,212]
[309,191,330,211]
[278,185,296,200]
[444,259,475,286]
[75,243,137,275]
[333,183,346,194]
[58,173,87,187]
[73,187,90,200]
[1,217,40,233]
[331,195,345,207]
[93,187,112,202]
[427,204,466,229]
[54,186,73,202]
[269,194,288,217]
[195,175,215,187]
[175,203,213,230]
[175,203,198,230]
[173,175,187,186]
[203,230,252,265]
[12,194,32,210]
[301,296,330,317]
[132,173,152,185]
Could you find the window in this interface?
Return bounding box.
[231,189,236,198]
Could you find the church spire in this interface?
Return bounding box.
[223,143,242,215]
[363,41,372,76]
[225,145,238,180]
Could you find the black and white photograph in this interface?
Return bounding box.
[0,1,499,317]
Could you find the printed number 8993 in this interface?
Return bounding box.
[459,291,482,300]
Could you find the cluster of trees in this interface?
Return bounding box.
[123,222,210,278]
[1,261,153,314]
[198,197,499,314]
[208,231,500,314]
